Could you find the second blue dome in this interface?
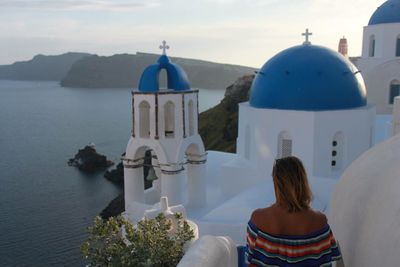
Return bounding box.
[368,0,400,25]
[249,45,367,111]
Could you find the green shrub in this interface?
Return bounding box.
[81,213,194,267]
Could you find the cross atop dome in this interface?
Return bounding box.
[302,28,313,45]
[159,40,170,55]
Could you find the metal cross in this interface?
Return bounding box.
[159,40,170,55]
[302,28,312,45]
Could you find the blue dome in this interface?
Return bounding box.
[369,0,400,25]
[138,55,190,92]
[249,45,367,111]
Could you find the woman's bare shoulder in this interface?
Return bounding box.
[307,209,328,228]
[250,205,280,231]
[311,210,327,221]
[251,205,277,219]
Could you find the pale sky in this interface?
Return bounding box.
[0,0,384,67]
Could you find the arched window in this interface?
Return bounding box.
[369,35,376,57]
[277,131,292,159]
[331,132,344,171]
[389,80,400,104]
[188,100,195,136]
[244,125,251,159]
[139,101,151,138]
[164,101,175,138]
[396,35,400,57]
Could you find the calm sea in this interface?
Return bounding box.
[0,80,224,267]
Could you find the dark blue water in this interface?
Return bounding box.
[0,80,224,266]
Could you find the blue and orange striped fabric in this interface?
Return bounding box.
[246,221,341,267]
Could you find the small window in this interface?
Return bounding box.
[389,80,400,105]
[281,139,292,157]
[369,36,376,57]
[331,132,344,171]
[277,131,292,159]
[396,36,400,57]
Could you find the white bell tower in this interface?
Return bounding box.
[123,42,207,212]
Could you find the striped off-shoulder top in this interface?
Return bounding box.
[246,221,342,267]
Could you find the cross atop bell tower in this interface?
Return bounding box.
[159,40,170,55]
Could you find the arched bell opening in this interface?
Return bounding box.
[124,146,162,207]
[139,101,151,138]
[164,101,175,138]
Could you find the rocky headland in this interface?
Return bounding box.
[0,52,91,81]
[68,145,114,173]
[104,162,124,186]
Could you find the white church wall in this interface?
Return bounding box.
[312,106,375,177]
[361,24,400,61]
[358,60,400,114]
[358,23,400,114]
[238,103,315,177]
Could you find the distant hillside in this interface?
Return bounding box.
[0,52,91,81]
[61,52,256,89]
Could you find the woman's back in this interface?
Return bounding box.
[247,205,341,267]
[251,204,327,236]
[246,157,342,266]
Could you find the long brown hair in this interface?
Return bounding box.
[272,156,313,212]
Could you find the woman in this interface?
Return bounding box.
[246,156,342,267]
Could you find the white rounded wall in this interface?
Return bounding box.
[330,134,400,267]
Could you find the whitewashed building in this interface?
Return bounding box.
[357,0,400,114]
[235,37,375,181]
